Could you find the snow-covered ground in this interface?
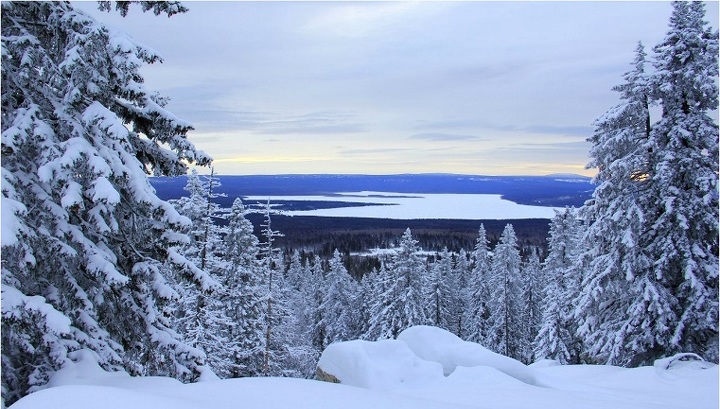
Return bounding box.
[11,326,718,409]
[243,191,563,219]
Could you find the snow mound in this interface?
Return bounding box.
[45,349,128,389]
[316,326,539,390]
[44,349,183,391]
[397,325,538,386]
[41,349,220,392]
[653,353,716,371]
[529,359,562,368]
[316,339,444,390]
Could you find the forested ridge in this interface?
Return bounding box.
[1,1,717,406]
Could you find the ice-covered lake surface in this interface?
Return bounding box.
[243,191,564,220]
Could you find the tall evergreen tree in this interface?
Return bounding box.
[1,2,211,403]
[520,248,543,364]
[454,249,471,339]
[222,198,265,377]
[536,210,581,364]
[578,2,718,366]
[255,201,310,376]
[465,225,492,345]
[363,262,391,341]
[171,169,225,270]
[292,254,325,376]
[308,255,329,350]
[356,266,381,340]
[575,41,657,366]
[258,201,285,376]
[487,224,523,359]
[534,277,572,364]
[286,250,307,294]
[367,229,428,339]
[171,170,234,378]
[645,0,719,363]
[426,248,454,331]
[319,250,355,344]
[286,249,321,373]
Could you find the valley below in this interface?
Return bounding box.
[151,174,593,263]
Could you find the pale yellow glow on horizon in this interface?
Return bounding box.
[189,129,597,177]
[197,155,597,177]
[212,156,332,164]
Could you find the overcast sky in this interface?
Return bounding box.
[75,1,719,176]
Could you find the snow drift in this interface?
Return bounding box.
[9,326,719,409]
[397,325,538,385]
[316,326,538,388]
[316,338,444,390]
[315,326,717,409]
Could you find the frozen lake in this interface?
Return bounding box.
[243,191,565,220]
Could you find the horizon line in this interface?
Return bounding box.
[154,172,594,178]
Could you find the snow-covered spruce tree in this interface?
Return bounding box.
[1,2,212,404]
[534,277,572,364]
[286,250,306,293]
[574,41,657,366]
[367,229,429,339]
[258,201,284,376]
[285,251,324,378]
[170,169,236,378]
[519,248,542,364]
[363,261,391,340]
[319,249,356,345]
[345,272,365,342]
[308,255,329,352]
[426,248,454,332]
[578,2,719,366]
[222,198,265,377]
[465,224,493,345]
[645,1,718,363]
[256,201,310,377]
[536,209,582,364]
[171,168,226,272]
[454,249,471,339]
[486,224,523,359]
[285,250,308,337]
[444,251,465,337]
[356,266,380,340]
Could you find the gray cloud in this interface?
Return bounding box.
[413,119,592,139]
[411,119,489,131]
[254,111,366,135]
[408,133,487,142]
[339,148,416,156]
[520,125,594,138]
[75,1,718,176]
[498,140,590,151]
[186,106,366,135]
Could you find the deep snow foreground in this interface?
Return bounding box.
[10,326,718,409]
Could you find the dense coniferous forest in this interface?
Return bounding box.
[1,1,717,406]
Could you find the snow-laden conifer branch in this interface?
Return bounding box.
[1,1,212,404]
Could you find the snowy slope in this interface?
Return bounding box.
[10,327,718,409]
